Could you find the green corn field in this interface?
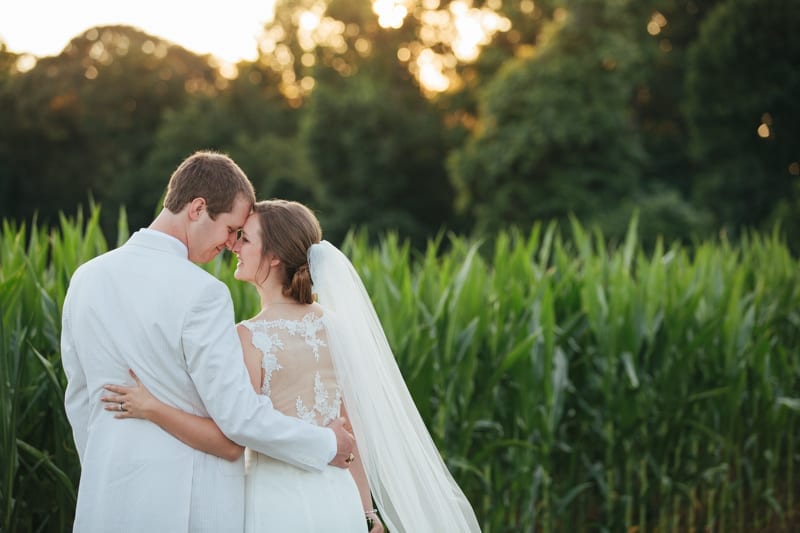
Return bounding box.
[1,206,799,532]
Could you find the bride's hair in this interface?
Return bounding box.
[253,200,321,304]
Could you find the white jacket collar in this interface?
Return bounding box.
[127,228,188,259]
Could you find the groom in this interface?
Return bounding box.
[61,151,355,532]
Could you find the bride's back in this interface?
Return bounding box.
[240,303,342,427]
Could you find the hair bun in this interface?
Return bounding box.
[288,263,314,304]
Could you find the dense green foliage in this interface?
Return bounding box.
[685,0,800,239]
[450,0,645,233]
[1,0,798,250]
[2,208,799,531]
[302,74,452,243]
[0,27,217,229]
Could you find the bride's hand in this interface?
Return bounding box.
[366,512,384,533]
[101,369,157,420]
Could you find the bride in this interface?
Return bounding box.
[102,199,480,532]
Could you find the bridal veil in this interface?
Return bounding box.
[308,240,481,533]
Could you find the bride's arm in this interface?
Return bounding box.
[102,369,244,461]
[237,324,264,392]
[341,404,385,533]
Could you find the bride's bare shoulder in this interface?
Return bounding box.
[308,301,325,317]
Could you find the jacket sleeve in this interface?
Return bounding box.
[62,286,90,465]
[182,280,336,472]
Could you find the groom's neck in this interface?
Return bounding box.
[149,209,187,247]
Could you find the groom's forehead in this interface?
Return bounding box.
[221,198,253,225]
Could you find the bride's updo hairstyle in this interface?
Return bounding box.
[253,200,321,304]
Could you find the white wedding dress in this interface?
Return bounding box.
[239,241,481,533]
[241,309,365,533]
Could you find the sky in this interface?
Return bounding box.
[1,0,278,63]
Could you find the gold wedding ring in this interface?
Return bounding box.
[345,452,355,464]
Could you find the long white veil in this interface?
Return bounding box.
[308,240,481,533]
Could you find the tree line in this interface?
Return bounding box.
[0,0,797,249]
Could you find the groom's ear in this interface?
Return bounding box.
[187,198,206,221]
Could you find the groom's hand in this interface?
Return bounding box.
[327,417,356,469]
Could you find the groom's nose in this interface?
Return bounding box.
[229,236,241,252]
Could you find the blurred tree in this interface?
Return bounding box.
[685,0,800,239]
[301,70,451,245]
[0,42,21,219]
[449,0,646,235]
[435,0,557,228]
[218,61,326,204]
[3,0,789,250]
[604,0,721,247]
[0,41,18,74]
[140,60,325,219]
[629,0,722,197]
[592,187,713,248]
[0,26,218,232]
[254,0,453,244]
[257,0,520,102]
[131,95,239,222]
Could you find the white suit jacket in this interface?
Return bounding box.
[61,229,336,532]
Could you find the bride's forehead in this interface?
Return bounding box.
[243,213,262,230]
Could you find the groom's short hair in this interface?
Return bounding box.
[163,151,256,219]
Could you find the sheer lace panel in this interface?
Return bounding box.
[242,311,342,426]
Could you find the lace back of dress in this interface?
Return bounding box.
[242,312,341,427]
